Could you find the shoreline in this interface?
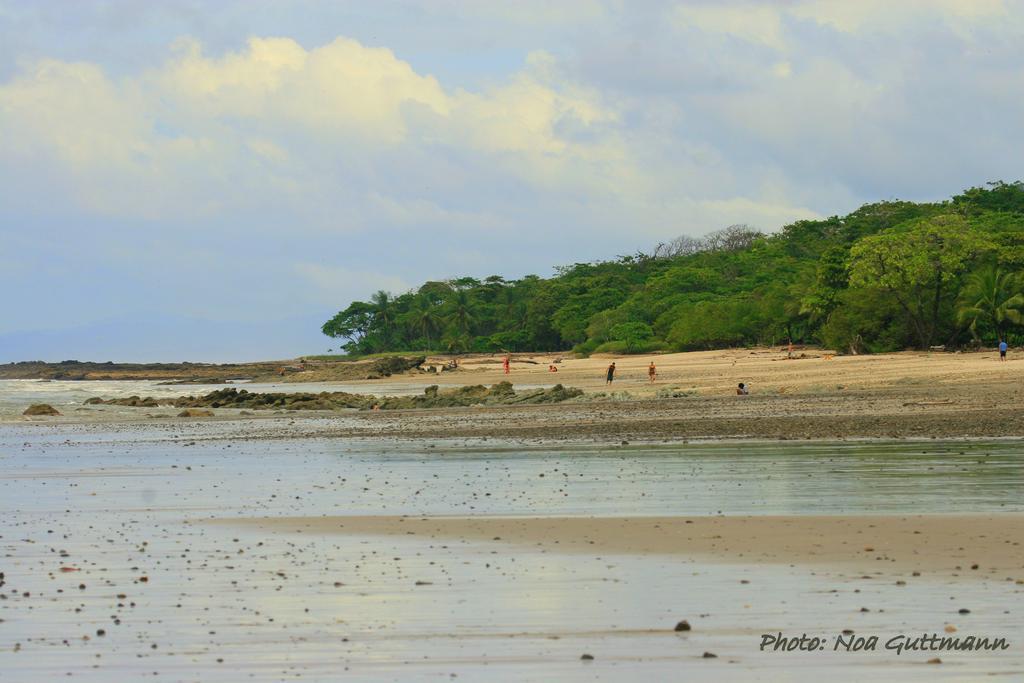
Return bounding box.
[6,347,1024,441]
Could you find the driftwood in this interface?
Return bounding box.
[902,400,955,407]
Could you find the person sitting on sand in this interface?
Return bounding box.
[606,362,616,385]
[737,382,749,395]
[648,362,657,382]
[999,339,1008,361]
[548,364,558,372]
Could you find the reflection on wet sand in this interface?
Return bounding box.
[212,513,1024,578]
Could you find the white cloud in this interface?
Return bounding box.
[294,263,410,303]
[0,35,647,224]
[790,0,1009,35]
[672,4,787,50]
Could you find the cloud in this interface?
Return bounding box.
[789,0,1009,35]
[294,263,410,303]
[672,4,787,51]
[0,35,646,226]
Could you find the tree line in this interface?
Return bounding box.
[323,181,1024,355]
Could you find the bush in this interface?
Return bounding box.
[592,339,668,354]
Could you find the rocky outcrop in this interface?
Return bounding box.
[372,356,426,377]
[177,408,215,417]
[85,396,159,407]
[23,404,61,416]
[82,382,583,413]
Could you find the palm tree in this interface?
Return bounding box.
[370,290,395,341]
[441,332,470,354]
[446,289,475,337]
[956,265,1024,340]
[408,297,441,351]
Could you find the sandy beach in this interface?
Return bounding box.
[7,348,1024,443]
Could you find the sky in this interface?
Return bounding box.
[1,0,1023,362]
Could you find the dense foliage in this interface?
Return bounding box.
[323,182,1024,355]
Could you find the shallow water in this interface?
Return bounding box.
[0,429,1021,681]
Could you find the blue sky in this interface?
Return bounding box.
[2,0,1023,361]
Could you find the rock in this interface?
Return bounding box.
[23,404,60,416]
[927,657,942,664]
[178,409,214,417]
[580,653,594,661]
[702,651,717,658]
[488,381,515,398]
[958,608,970,614]
[373,355,425,377]
[674,620,691,632]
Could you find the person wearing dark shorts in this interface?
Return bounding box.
[999,339,1008,361]
[606,362,616,385]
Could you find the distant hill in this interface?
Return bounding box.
[323,182,1024,355]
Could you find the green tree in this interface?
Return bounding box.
[445,288,476,337]
[405,297,443,351]
[848,215,994,348]
[370,290,396,341]
[322,301,375,351]
[609,322,654,352]
[956,265,1024,341]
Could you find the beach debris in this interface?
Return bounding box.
[927,657,942,664]
[580,653,594,661]
[674,620,692,632]
[958,608,971,614]
[944,624,957,633]
[23,403,60,416]
[702,651,718,658]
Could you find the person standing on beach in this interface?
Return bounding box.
[503,355,511,374]
[999,339,1008,361]
[648,362,657,382]
[606,362,616,385]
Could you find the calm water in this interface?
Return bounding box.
[0,428,1021,681]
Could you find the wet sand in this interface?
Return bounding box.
[2,428,1022,681]
[211,514,1024,579]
